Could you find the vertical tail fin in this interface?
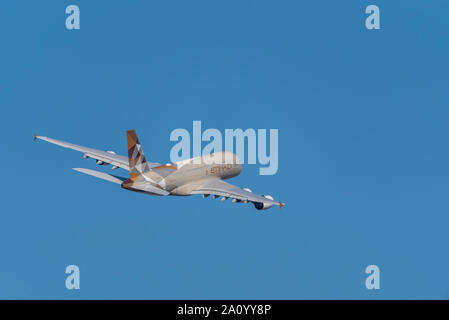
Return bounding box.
[127,130,150,178]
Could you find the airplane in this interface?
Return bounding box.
[34,130,285,210]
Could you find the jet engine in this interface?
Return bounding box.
[253,195,274,210]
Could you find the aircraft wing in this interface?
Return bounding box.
[192,178,284,209]
[34,135,161,171]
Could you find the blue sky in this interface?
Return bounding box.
[1,1,448,299]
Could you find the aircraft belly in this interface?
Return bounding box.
[164,163,241,195]
[165,165,208,195]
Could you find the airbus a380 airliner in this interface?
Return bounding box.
[35,130,285,210]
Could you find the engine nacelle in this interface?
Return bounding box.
[253,195,274,210]
[253,202,273,210]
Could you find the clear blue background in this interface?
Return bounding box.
[1,0,448,299]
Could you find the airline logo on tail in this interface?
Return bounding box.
[127,130,151,178]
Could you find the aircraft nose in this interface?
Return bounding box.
[233,153,242,165]
[236,162,243,174]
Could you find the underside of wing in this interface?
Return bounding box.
[192,179,285,210]
[35,135,161,171]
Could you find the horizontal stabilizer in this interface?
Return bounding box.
[73,168,127,184]
[125,182,170,196]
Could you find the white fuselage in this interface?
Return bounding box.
[163,152,242,195]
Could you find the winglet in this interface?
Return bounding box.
[33,133,37,141]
